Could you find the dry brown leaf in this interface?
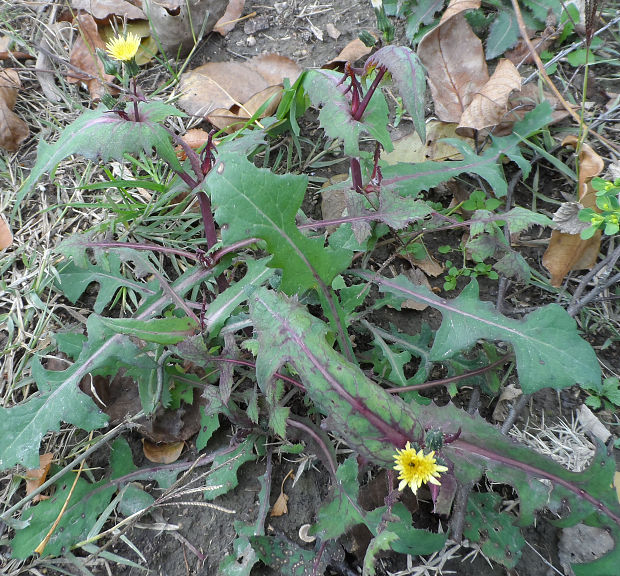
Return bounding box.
[214,0,246,36]
[270,492,289,517]
[440,0,481,22]
[381,121,474,166]
[418,12,488,123]
[270,469,293,517]
[177,128,211,159]
[323,38,373,70]
[0,213,13,250]
[0,69,29,151]
[458,59,522,132]
[68,14,115,101]
[26,453,54,502]
[142,439,184,464]
[71,0,145,20]
[178,54,301,131]
[543,137,604,286]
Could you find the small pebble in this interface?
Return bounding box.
[326,23,341,39]
[246,35,256,47]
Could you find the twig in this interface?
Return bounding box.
[567,242,620,316]
[449,484,471,542]
[510,0,620,153]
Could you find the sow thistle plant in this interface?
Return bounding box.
[579,177,620,238]
[3,35,620,576]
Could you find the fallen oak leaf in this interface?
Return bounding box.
[458,59,522,133]
[0,69,29,151]
[418,7,488,123]
[213,0,246,36]
[0,213,13,250]
[70,0,146,21]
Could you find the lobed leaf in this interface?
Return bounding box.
[302,68,392,156]
[206,153,352,294]
[356,273,600,394]
[18,101,184,204]
[365,45,427,140]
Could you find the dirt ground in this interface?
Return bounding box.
[2,1,618,575]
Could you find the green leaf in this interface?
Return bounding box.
[503,206,553,233]
[463,492,524,568]
[486,10,519,59]
[18,101,184,205]
[302,68,392,156]
[56,252,157,314]
[249,536,327,575]
[377,188,433,228]
[204,436,259,500]
[196,410,220,451]
[0,265,209,471]
[98,315,198,345]
[365,45,427,140]
[206,257,275,336]
[110,439,154,516]
[363,531,399,576]
[206,153,352,293]
[355,273,601,394]
[250,288,421,466]
[380,103,552,198]
[493,251,531,282]
[403,0,444,41]
[311,456,364,539]
[10,472,116,558]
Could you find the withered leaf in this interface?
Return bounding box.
[71,0,145,21]
[458,59,522,132]
[67,14,116,101]
[418,12,488,123]
[270,492,289,517]
[213,0,246,36]
[0,69,29,151]
[543,136,604,286]
[26,453,54,502]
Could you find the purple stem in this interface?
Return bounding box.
[353,67,386,121]
[385,354,513,394]
[350,157,363,193]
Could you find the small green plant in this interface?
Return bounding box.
[583,376,620,411]
[443,259,499,291]
[579,177,620,238]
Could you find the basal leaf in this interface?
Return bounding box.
[206,153,352,293]
[249,536,327,576]
[56,252,158,314]
[403,0,444,41]
[98,315,198,345]
[204,436,259,500]
[363,531,399,576]
[356,273,600,393]
[302,68,392,156]
[486,10,519,59]
[381,103,552,198]
[0,266,210,470]
[10,471,116,558]
[196,410,220,451]
[18,101,184,204]
[249,288,421,466]
[311,456,364,539]
[463,492,524,568]
[365,45,427,140]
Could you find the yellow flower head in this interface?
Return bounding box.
[106,33,141,62]
[393,442,448,494]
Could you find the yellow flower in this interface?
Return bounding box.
[393,442,448,494]
[106,33,141,62]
